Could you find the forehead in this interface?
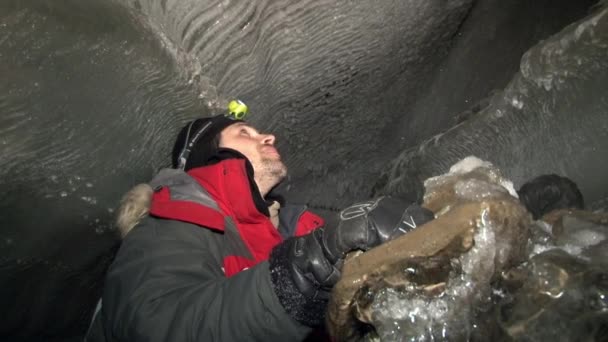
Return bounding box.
[223,122,259,133]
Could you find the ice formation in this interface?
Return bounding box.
[327,156,608,341]
[327,156,530,341]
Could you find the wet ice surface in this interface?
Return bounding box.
[520,5,608,93]
[369,215,497,341]
[375,3,608,214]
[362,157,521,341]
[369,218,608,341]
[0,1,210,335]
[498,209,608,341]
[357,7,608,340]
[497,250,608,342]
[361,158,608,341]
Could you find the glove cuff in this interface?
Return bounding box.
[269,239,328,327]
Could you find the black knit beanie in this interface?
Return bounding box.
[171,115,242,171]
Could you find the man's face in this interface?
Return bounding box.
[219,122,287,183]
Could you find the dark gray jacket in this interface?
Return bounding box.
[87,164,325,342]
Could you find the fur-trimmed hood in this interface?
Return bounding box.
[115,165,284,238]
[116,183,153,238]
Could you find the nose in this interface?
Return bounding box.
[261,133,276,145]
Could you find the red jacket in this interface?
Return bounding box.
[148,158,324,277]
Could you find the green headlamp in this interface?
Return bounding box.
[227,99,249,120]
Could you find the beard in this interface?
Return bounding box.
[253,157,287,187]
[252,157,288,196]
[261,157,287,180]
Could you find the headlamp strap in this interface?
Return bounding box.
[177,120,213,170]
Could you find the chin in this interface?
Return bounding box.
[274,163,288,179]
[273,164,288,179]
[258,158,287,178]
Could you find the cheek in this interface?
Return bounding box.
[221,139,258,161]
[240,146,260,163]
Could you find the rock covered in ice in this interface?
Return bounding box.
[329,156,608,341]
[327,156,531,341]
[422,155,518,214]
[485,209,608,342]
[529,209,608,260]
[498,247,608,341]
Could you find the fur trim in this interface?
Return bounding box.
[116,183,153,238]
[269,200,281,228]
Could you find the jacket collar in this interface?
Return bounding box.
[188,157,271,223]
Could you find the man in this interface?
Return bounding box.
[87,113,434,341]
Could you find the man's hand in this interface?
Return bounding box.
[323,196,435,263]
[268,196,435,326]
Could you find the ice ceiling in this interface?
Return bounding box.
[1,0,607,340]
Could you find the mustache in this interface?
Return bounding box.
[261,145,280,154]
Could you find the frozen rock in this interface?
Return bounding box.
[327,157,531,341]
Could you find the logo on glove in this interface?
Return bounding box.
[397,215,418,234]
[339,197,384,220]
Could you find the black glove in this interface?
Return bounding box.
[323,196,435,263]
[268,196,434,326]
